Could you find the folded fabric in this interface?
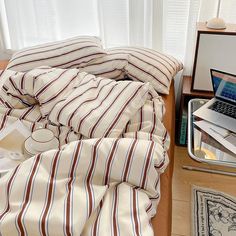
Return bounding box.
[82,47,183,94]
[1,67,150,138]
[49,72,149,138]
[6,36,106,72]
[1,67,82,117]
[123,97,170,150]
[80,52,128,80]
[0,69,30,109]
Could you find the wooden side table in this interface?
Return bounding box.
[176,76,214,146]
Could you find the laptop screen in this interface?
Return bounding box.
[211,69,236,104]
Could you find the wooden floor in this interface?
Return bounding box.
[172,146,236,236]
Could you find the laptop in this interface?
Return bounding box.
[193,69,236,133]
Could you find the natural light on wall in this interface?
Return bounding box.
[2,0,100,49]
[0,0,153,50]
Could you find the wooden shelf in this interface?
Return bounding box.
[182,76,214,98]
[197,22,236,34]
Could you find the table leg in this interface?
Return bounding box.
[182,165,236,177]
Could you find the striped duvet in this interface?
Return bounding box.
[0,68,170,236]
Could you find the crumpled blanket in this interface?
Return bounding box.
[0,67,170,235]
[0,138,168,235]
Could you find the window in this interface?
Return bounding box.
[1,0,236,73]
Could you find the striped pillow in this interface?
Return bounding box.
[82,47,183,94]
[49,73,149,138]
[109,47,183,94]
[6,36,106,72]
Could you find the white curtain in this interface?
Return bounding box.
[162,0,202,75]
[1,0,154,50]
[1,0,236,73]
[0,0,11,58]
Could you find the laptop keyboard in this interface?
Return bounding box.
[209,101,236,119]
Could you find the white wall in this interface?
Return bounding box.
[0,50,11,60]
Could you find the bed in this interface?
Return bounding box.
[152,82,175,236]
[0,56,175,235]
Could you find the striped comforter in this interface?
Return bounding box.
[0,68,170,236]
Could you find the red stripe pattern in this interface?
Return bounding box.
[0,60,170,235]
[6,36,106,72]
[81,46,183,94]
[0,138,168,235]
[48,73,149,138]
[2,67,82,117]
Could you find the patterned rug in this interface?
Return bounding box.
[192,186,236,236]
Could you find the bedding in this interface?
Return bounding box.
[0,67,170,235]
[2,67,81,117]
[6,36,106,72]
[0,69,26,109]
[5,38,183,95]
[79,52,128,80]
[0,138,168,236]
[2,67,149,137]
[48,73,149,138]
[81,47,183,94]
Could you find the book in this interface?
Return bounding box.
[179,112,188,145]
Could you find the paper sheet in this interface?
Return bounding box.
[194,120,236,155]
